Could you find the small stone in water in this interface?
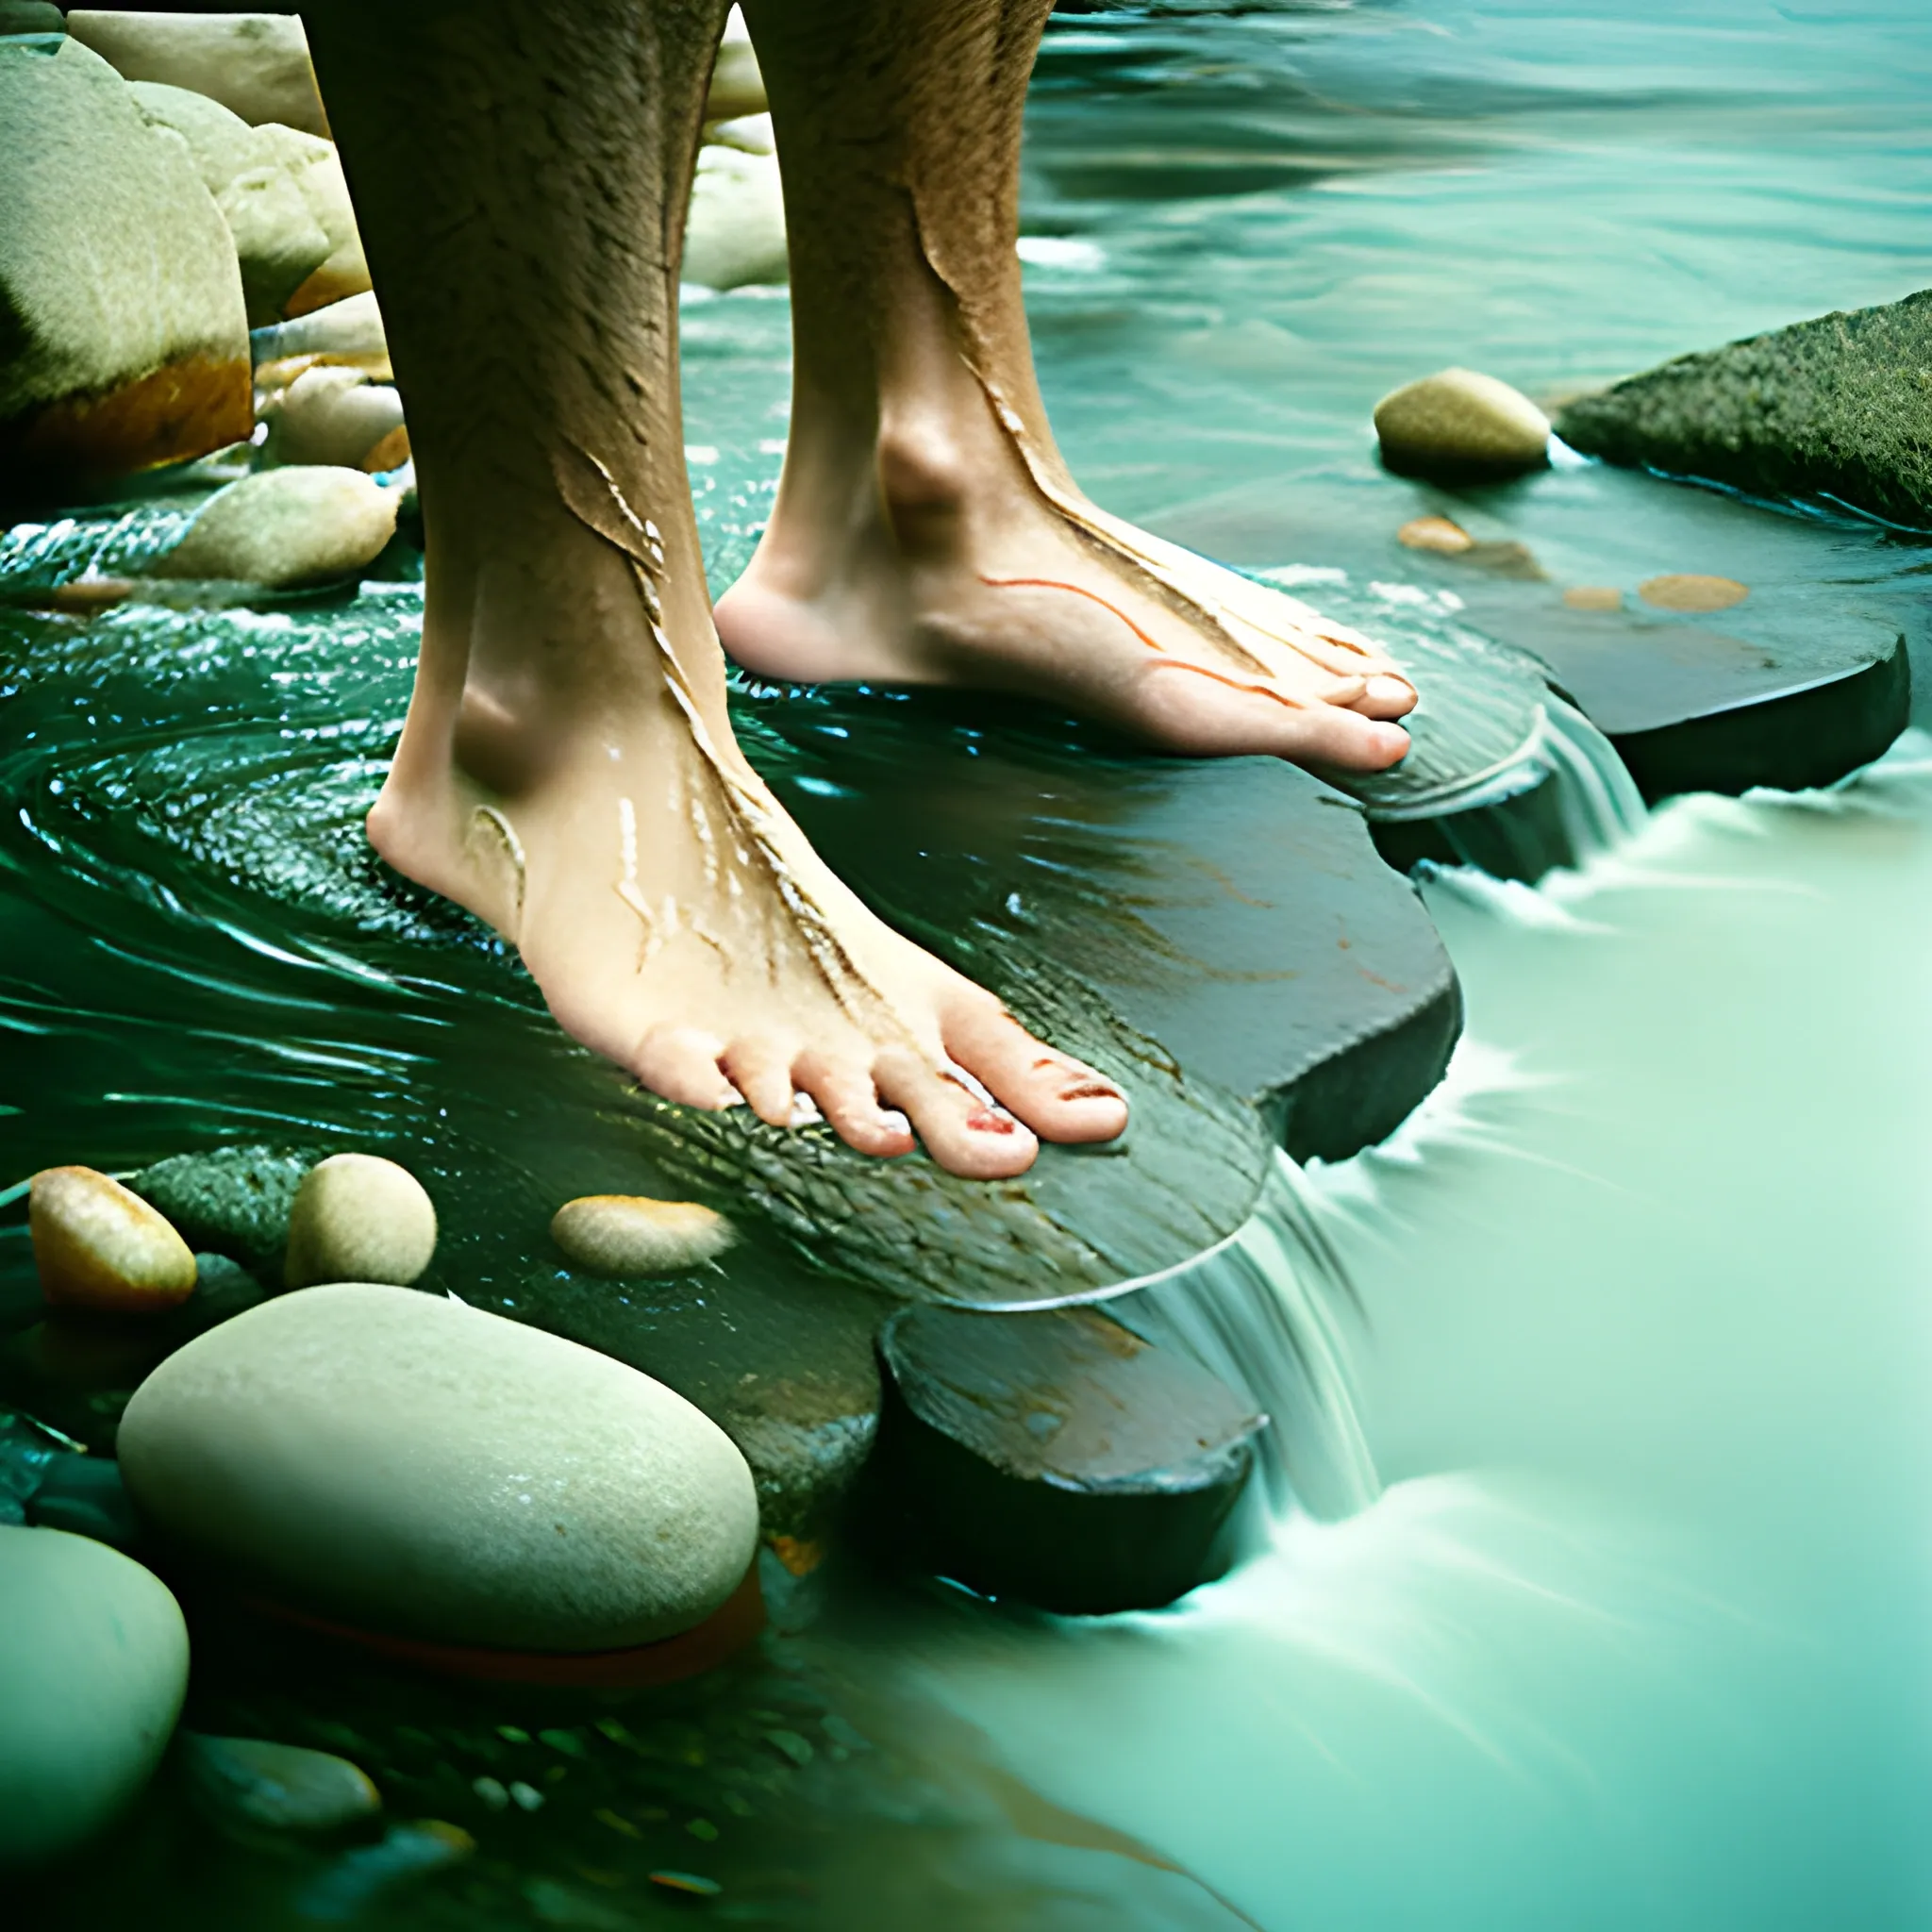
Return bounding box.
[30,1167,196,1315]
[1397,514,1474,554]
[1638,573,1749,612]
[763,1728,813,1767]
[508,1780,544,1811]
[294,1820,474,1922]
[265,365,406,471]
[471,1776,508,1810]
[150,467,400,589]
[283,1153,437,1290]
[650,1871,724,1897]
[550,1194,734,1277]
[1374,368,1552,477]
[178,1733,381,1835]
[1564,585,1624,611]
[27,1454,140,1551]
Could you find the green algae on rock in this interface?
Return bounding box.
[1555,290,1932,527]
[0,1525,189,1869]
[131,1146,311,1281]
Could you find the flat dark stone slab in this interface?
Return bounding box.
[1554,289,1932,527]
[873,1302,1265,1613]
[1442,590,1910,805]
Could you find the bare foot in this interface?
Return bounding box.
[371,479,1126,1182]
[715,383,1417,775]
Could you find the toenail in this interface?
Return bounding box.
[967,1108,1019,1134]
[1058,1082,1122,1103]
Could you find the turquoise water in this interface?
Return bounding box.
[8,0,1932,1923]
[823,4,1932,1924]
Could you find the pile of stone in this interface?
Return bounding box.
[1,1147,762,1872]
[0,9,395,501]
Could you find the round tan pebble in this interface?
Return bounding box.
[1374,368,1551,476]
[1638,574,1748,612]
[284,1154,436,1291]
[551,1196,735,1277]
[152,467,400,588]
[265,365,405,470]
[30,1167,196,1314]
[1397,514,1475,555]
[1563,585,1624,611]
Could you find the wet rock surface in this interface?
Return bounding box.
[178,1732,382,1837]
[30,1165,197,1312]
[119,1282,761,1651]
[1374,367,1551,479]
[0,1525,190,1869]
[0,38,251,495]
[1555,289,1932,527]
[874,1303,1266,1613]
[150,466,400,586]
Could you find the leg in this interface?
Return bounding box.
[717,0,1416,773]
[299,0,1124,1177]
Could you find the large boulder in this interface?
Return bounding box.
[64,10,329,138]
[0,38,251,492]
[128,81,332,325]
[255,124,371,317]
[117,1282,761,1651]
[683,142,788,291]
[0,1527,190,1869]
[1555,289,1932,527]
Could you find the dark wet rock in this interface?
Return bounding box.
[129,1145,310,1281]
[294,1819,474,1921]
[27,1450,140,1550]
[497,1264,886,1542]
[0,1411,63,1523]
[1555,290,1932,527]
[872,1303,1265,1613]
[177,1732,381,1836]
[0,1319,155,1453]
[153,1251,271,1346]
[0,1525,189,1868]
[120,1283,760,1650]
[1465,596,1910,804]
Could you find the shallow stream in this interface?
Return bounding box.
[8,0,1932,1924]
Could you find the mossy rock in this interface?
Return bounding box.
[1555,289,1932,527]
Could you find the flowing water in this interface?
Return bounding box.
[9,0,1932,1924]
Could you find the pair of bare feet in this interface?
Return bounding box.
[308,0,1417,1181]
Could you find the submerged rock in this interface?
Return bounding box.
[283,1154,437,1290]
[150,466,400,587]
[0,1526,189,1869]
[0,39,251,494]
[178,1733,380,1837]
[874,1304,1265,1613]
[129,1145,308,1279]
[1397,513,1474,554]
[1554,289,1932,525]
[118,1282,760,1650]
[295,1820,474,1922]
[550,1195,734,1277]
[1374,368,1551,478]
[1637,573,1749,613]
[65,9,330,138]
[128,81,332,325]
[30,1166,197,1314]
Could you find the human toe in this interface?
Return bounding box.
[872,1049,1041,1179]
[633,1025,741,1110]
[1354,671,1419,720]
[941,995,1128,1145]
[793,1050,917,1158]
